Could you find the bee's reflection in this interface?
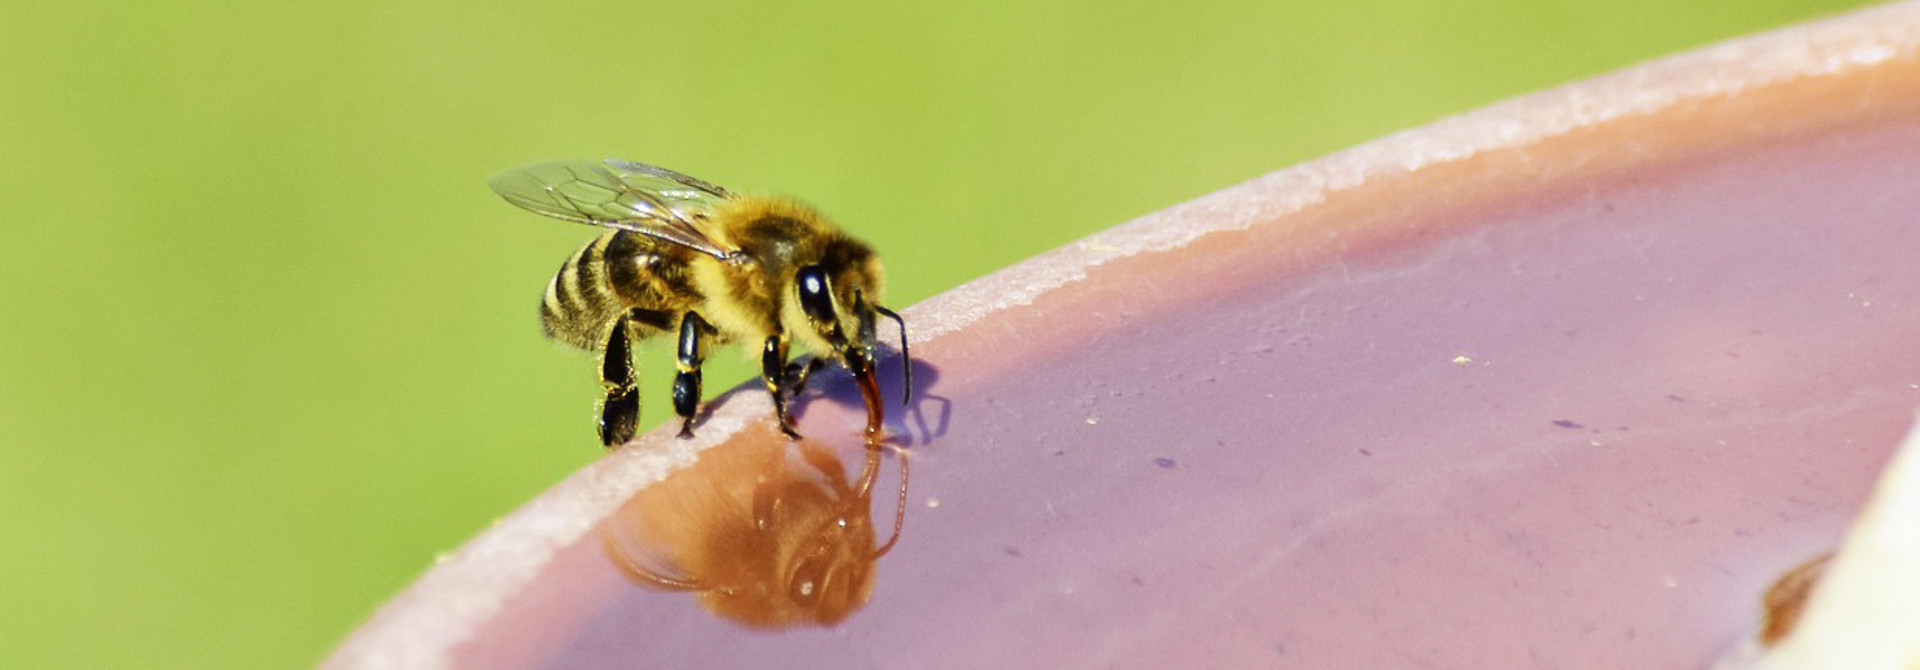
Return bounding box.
[601,437,908,628]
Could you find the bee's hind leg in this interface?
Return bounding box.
[672,312,711,439]
[596,316,640,448]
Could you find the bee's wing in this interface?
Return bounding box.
[489,159,737,260]
[602,158,733,201]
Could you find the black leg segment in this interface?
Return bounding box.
[761,335,801,439]
[597,318,639,447]
[672,312,709,438]
[782,357,826,399]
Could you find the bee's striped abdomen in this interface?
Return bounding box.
[540,232,625,350]
[539,231,705,351]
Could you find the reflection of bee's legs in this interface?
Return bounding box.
[761,336,802,439]
[597,316,641,448]
[672,312,710,439]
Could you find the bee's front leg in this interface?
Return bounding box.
[761,335,802,440]
[782,358,826,398]
[672,312,710,439]
[597,317,640,448]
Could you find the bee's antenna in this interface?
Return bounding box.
[874,306,911,406]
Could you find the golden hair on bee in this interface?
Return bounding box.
[489,159,910,446]
[689,195,886,358]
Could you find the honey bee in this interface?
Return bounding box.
[490,159,910,446]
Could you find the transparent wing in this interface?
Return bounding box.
[603,158,733,202]
[489,159,737,260]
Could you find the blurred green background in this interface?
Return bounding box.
[0,0,1874,666]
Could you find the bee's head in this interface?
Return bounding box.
[788,241,911,435]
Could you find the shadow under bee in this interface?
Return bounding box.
[599,434,909,629]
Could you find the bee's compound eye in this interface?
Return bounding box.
[796,265,836,324]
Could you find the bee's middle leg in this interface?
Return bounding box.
[672,312,710,439]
